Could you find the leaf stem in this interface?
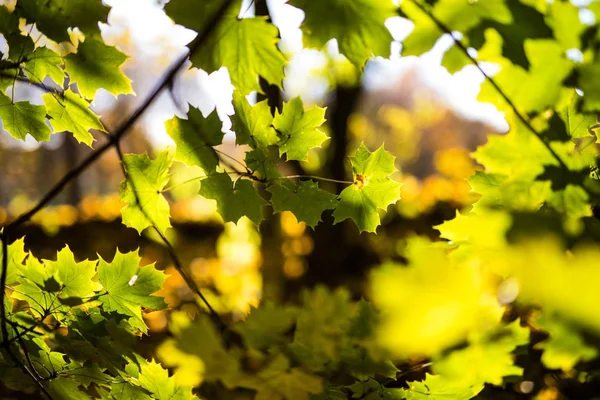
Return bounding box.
[279,175,354,185]
[162,176,207,193]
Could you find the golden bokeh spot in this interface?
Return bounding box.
[535,387,559,400]
[434,148,476,180]
[144,310,168,332]
[348,113,374,139]
[281,211,306,237]
[283,257,307,279]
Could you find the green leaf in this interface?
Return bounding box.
[332,144,401,233]
[65,37,133,99]
[16,0,109,43]
[107,382,153,400]
[237,353,323,400]
[5,32,35,62]
[12,255,64,319]
[137,359,196,400]
[400,0,511,57]
[233,301,298,350]
[245,148,280,180]
[546,0,584,50]
[47,245,100,299]
[290,0,396,67]
[346,378,404,400]
[0,237,27,286]
[399,373,484,400]
[199,173,268,225]
[433,320,529,386]
[97,249,167,333]
[268,180,338,228]
[169,313,241,384]
[167,1,286,95]
[579,60,600,112]
[472,121,556,181]
[165,107,224,173]
[120,150,173,235]
[290,286,356,372]
[558,93,599,141]
[0,6,19,35]
[465,1,552,69]
[232,93,278,147]
[467,171,507,211]
[273,97,328,162]
[43,89,106,147]
[478,40,573,114]
[24,46,65,86]
[46,377,87,400]
[0,92,52,142]
[533,313,598,371]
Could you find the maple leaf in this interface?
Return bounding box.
[97,249,167,333]
[137,359,195,400]
[232,93,278,147]
[0,237,27,286]
[199,173,268,225]
[65,37,133,99]
[16,0,109,43]
[43,89,106,147]
[268,180,338,228]
[332,144,401,233]
[167,0,286,95]
[165,107,224,173]
[119,150,173,236]
[273,97,328,162]
[533,314,597,372]
[245,148,280,180]
[46,246,100,300]
[400,373,484,400]
[24,47,65,86]
[167,313,240,384]
[0,92,51,142]
[233,301,298,350]
[289,0,396,67]
[237,353,323,400]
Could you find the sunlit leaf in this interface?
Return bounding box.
[290,0,396,67]
[97,249,167,333]
[268,180,338,229]
[120,150,173,235]
[273,97,328,162]
[199,173,268,225]
[332,144,401,233]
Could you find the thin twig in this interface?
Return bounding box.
[4,0,235,232]
[279,175,354,185]
[0,237,54,399]
[114,141,226,331]
[0,0,234,392]
[410,0,569,172]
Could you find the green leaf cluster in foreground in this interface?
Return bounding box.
[3,0,600,398]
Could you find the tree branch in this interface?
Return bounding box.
[411,0,569,172]
[3,0,235,232]
[114,141,226,331]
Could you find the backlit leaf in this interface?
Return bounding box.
[268,180,338,228]
[273,97,328,162]
[97,249,167,333]
[199,173,268,225]
[120,150,173,235]
[332,144,401,233]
